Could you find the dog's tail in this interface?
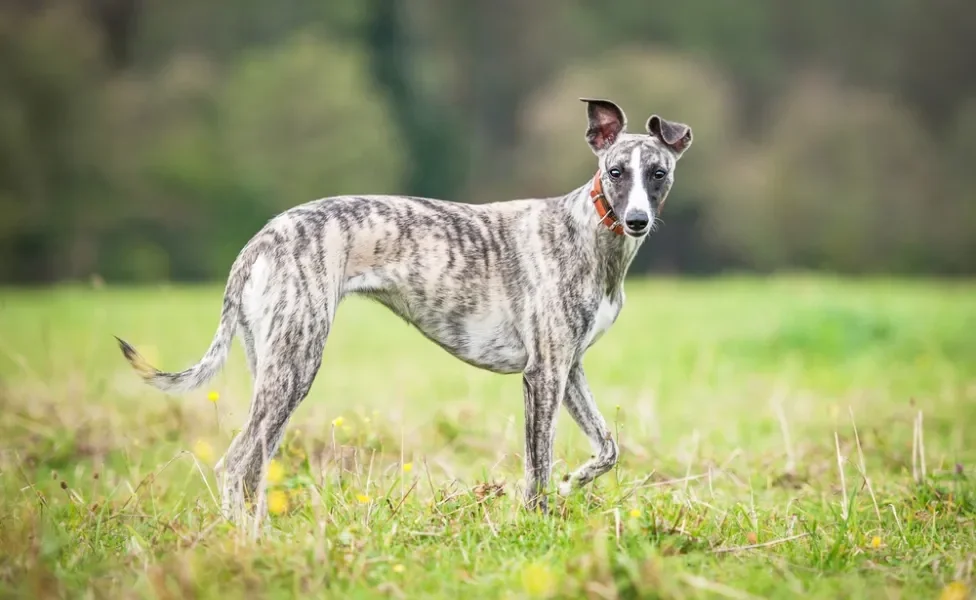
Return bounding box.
[115,245,257,395]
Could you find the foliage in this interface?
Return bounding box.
[1,1,975,281]
[218,32,406,207]
[707,74,956,273]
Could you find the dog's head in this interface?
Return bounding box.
[581,98,693,238]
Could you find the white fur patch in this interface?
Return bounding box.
[343,272,388,294]
[624,146,650,220]
[583,295,621,349]
[242,254,270,349]
[457,306,527,373]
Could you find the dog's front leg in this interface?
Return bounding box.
[521,364,569,513]
[558,364,618,497]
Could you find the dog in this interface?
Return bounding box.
[117,98,693,520]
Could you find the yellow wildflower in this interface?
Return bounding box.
[266,459,285,485]
[870,536,882,549]
[207,390,220,403]
[392,564,405,574]
[403,462,414,473]
[629,508,641,518]
[331,416,344,427]
[941,581,969,600]
[520,562,556,598]
[193,440,214,463]
[356,493,371,504]
[267,490,289,515]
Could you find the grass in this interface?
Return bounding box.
[1,275,975,599]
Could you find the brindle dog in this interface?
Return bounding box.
[117,98,693,521]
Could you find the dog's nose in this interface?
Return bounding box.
[624,211,650,232]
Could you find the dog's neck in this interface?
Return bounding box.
[563,176,644,296]
[587,171,625,236]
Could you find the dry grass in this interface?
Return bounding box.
[1,276,975,599]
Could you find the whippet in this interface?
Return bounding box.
[117,98,693,519]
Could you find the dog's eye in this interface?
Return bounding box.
[608,168,622,179]
[652,169,668,180]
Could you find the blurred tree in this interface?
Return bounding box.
[217,33,406,207]
[892,0,976,130]
[1,0,974,281]
[363,0,467,200]
[452,0,567,200]
[86,0,142,68]
[706,74,950,274]
[0,4,111,282]
[569,0,780,129]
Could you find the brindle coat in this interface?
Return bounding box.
[117,98,693,520]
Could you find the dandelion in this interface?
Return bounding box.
[266,459,285,485]
[629,508,641,518]
[356,493,371,504]
[520,562,556,598]
[193,440,214,463]
[940,581,970,600]
[267,490,289,515]
[392,564,405,574]
[403,462,414,473]
[331,416,344,427]
[870,536,882,549]
[207,390,221,429]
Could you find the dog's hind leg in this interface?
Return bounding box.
[557,364,618,497]
[238,318,258,380]
[218,261,342,523]
[219,317,330,521]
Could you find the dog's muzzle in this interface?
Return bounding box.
[623,210,651,237]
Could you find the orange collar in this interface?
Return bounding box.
[589,171,624,236]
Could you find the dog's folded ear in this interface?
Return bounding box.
[646,115,693,158]
[580,98,627,154]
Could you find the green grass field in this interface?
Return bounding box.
[1,277,975,599]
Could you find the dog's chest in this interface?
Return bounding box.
[451,309,527,374]
[584,295,622,349]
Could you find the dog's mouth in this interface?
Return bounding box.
[623,225,650,239]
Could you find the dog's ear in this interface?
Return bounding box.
[646,115,693,158]
[580,98,627,154]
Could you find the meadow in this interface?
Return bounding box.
[1,276,974,599]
